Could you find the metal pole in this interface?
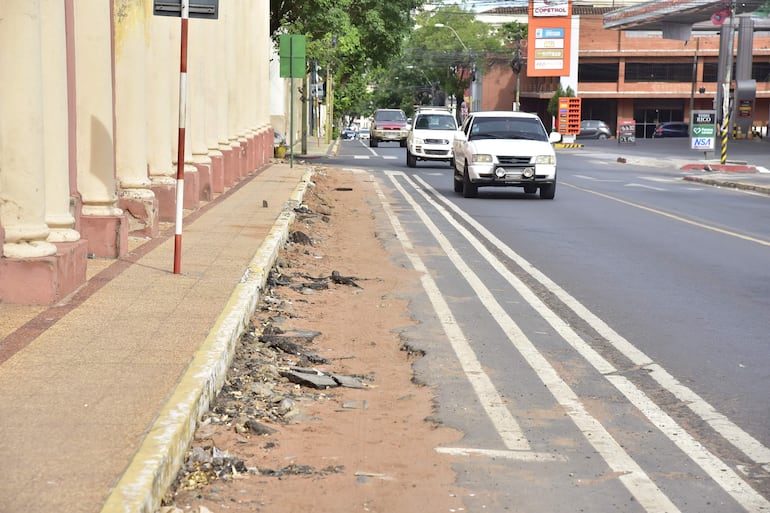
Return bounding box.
[720,0,736,164]
[173,0,189,274]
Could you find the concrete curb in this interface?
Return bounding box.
[683,175,770,195]
[99,168,315,513]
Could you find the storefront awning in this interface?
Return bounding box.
[603,0,766,32]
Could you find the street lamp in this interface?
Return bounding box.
[435,23,474,116]
[434,23,468,52]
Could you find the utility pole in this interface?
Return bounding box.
[719,0,736,164]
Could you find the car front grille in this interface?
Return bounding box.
[425,149,450,156]
[425,138,449,145]
[497,155,532,166]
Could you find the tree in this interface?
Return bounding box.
[270,0,420,122]
[499,21,528,74]
[547,83,576,128]
[405,5,504,119]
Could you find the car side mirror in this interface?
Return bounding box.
[454,131,467,142]
[549,132,562,144]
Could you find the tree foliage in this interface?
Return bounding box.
[547,83,576,122]
[270,0,420,118]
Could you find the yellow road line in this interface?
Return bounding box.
[564,182,770,247]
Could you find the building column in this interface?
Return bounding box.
[0,1,87,305]
[147,14,177,222]
[188,17,213,202]
[42,0,80,244]
[225,5,244,183]
[115,0,159,237]
[205,10,225,193]
[73,1,128,258]
[0,1,56,260]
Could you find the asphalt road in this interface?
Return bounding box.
[326,138,770,512]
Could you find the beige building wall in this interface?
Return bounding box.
[0,0,274,304]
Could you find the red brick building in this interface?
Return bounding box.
[479,5,770,139]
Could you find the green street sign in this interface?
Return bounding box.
[692,125,715,137]
[279,35,307,78]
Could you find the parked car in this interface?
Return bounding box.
[577,120,612,139]
[358,128,370,140]
[452,111,561,199]
[653,121,689,138]
[406,107,458,168]
[370,108,409,148]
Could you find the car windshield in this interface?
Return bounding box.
[415,114,457,130]
[376,111,406,122]
[469,117,547,141]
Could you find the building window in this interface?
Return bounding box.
[625,62,692,82]
[578,63,619,82]
[703,62,719,82]
[753,61,770,82]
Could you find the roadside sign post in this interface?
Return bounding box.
[279,35,307,168]
[153,0,219,275]
[618,119,636,145]
[691,110,717,159]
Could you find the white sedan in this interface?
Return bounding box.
[453,111,561,199]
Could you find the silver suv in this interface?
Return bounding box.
[406,108,458,168]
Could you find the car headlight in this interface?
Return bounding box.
[533,155,556,165]
[472,154,493,163]
[413,137,424,145]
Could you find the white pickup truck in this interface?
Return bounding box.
[452,111,561,199]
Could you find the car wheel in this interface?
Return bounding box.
[462,165,478,198]
[406,148,417,168]
[453,161,463,193]
[449,157,455,168]
[598,133,608,140]
[400,139,407,148]
[540,181,556,200]
[523,185,537,194]
[369,137,378,148]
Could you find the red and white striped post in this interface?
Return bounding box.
[173,0,189,274]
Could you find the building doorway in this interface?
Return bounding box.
[634,100,685,138]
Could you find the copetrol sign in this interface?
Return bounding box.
[532,0,569,17]
[527,0,572,77]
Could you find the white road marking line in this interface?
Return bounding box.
[413,174,770,511]
[625,183,667,191]
[573,174,623,182]
[382,155,398,160]
[353,155,370,159]
[373,176,532,453]
[388,171,681,513]
[436,447,565,461]
[639,176,678,183]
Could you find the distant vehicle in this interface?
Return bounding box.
[370,108,409,148]
[341,126,358,140]
[406,107,458,168]
[359,128,370,140]
[653,121,689,138]
[452,111,561,199]
[577,120,612,139]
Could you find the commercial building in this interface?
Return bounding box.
[477,1,770,139]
